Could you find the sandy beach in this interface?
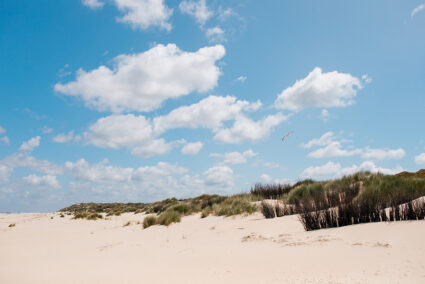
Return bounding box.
[1,212,424,284]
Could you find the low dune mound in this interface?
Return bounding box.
[396,169,425,178]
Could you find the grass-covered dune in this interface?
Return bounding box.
[60,170,425,230]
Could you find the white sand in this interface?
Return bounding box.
[1,212,425,283]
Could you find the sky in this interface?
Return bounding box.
[1,0,425,212]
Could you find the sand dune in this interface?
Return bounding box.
[1,212,425,283]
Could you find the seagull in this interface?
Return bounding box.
[281,131,293,141]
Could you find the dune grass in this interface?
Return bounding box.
[143,215,158,229]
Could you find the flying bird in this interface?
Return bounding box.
[281,131,293,141]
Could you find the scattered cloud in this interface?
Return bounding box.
[411,4,425,18]
[361,147,405,160]
[85,114,172,158]
[415,153,425,165]
[218,7,235,21]
[214,113,288,144]
[114,0,173,31]
[181,142,203,155]
[210,149,257,165]
[303,132,405,160]
[263,162,280,168]
[236,76,247,83]
[275,67,366,111]
[0,164,11,183]
[153,95,261,134]
[302,131,336,148]
[19,136,40,152]
[41,126,53,134]
[320,109,329,122]
[205,26,226,42]
[55,44,225,113]
[260,173,272,183]
[179,0,213,26]
[82,0,104,9]
[22,174,61,189]
[53,131,82,143]
[361,74,372,84]
[0,137,10,145]
[301,161,403,179]
[307,141,362,158]
[202,165,234,187]
[0,126,5,134]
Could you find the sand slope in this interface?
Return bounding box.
[1,212,424,284]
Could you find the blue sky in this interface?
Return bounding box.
[1,0,424,212]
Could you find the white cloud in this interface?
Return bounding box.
[181,142,203,155]
[65,159,133,183]
[308,141,362,158]
[214,113,288,144]
[302,131,335,148]
[415,153,425,165]
[53,131,82,143]
[303,132,405,161]
[2,152,63,176]
[260,173,272,183]
[41,126,53,134]
[361,74,372,84]
[0,164,11,183]
[236,76,247,83]
[22,174,61,189]
[202,165,234,187]
[153,95,261,134]
[263,162,280,168]
[85,114,172,158]
[301,161,403,179]
[82,0,104,9]
[19,136,40,152]
[55,44,225,113]
[210,149,258,165]
[411,4,425,18]
[301,161,342,179]
[361,147,405,160]
[320,109,329,122]
[218,7,235,21]
[114,0,173,31]
[0,126,5,134]
[205,26,226,42]
[275,67,365,111]
[0,136,10,145]
[179,0,213,26]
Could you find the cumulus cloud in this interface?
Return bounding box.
[205,26,226,42]
[303,132,405,160]
[361,147,405,160]
[85,114,172,158]
[181,142,203,155]
[202,165,234,187]
[308,141,362,158]
[19,136,40,152]
[415,153,425,165]
[411,4,425,18]
[210,149,258,165]
[302,131,336,148]
[153,95,261,134]
[214,113,288,144]
[53,131,82,143]
[55,44,225,113]
[179,0,213,26]
[82,0,104,9]
[275,67,365,111]
[260,173,272,183]
[301,161,403,179]
[114,0,173,31]
[22,174,61,189]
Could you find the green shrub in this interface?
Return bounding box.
[158,209,181,226]
[143,215,158,229]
